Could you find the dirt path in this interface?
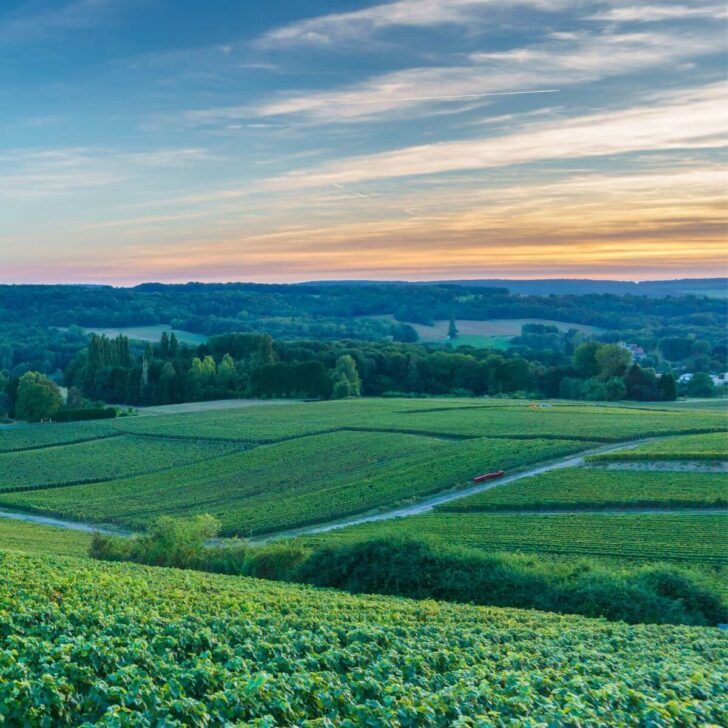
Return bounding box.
[0,509,129,536]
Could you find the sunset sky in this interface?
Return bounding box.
[1,0,726,284]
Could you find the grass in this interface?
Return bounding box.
[441,468,728,511]
[0,433,596,535]
[587,431,728,462]
[0,519,91,557]
[0,436,238,492]
[301,512,728,565]
[1,550,725,725]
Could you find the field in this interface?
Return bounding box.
[0,420,116,453]
[0,519,90,557]
[588,431,728,462]
[443,468,728,511]
[0,436,237,492]
[0,398,725,540]
[81,323,208,345]
[0,433,594,535]
[408,318,604,347]
[111,398,727,443]
[0,550,725,726]
[302,512,728,565]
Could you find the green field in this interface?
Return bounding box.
[82,323,208,345]
[0,436,237,492]
[1,550,724,726]
[409,318,604,346]
[302,512,728,565]
[111,398,727,444]
[442,468,728,511]
[0,420,116,453]
[588,431,728,462]
[0,519,91,557]
[0,398,725,539]
[0,433,594,535]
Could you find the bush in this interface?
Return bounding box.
[91,518,725,626]
[294,538,725,626]
[54,408,117,422]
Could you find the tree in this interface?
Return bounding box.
[15,371,63,422]
[604,376,627,401]
[685,372,716,398]
[391,323,419,343]
[572,342,601,377]
[217,353,235,388]
[658,373,677,401]
[595,344,631,379]
[658,337,693,361]
[331,355,361,399]
[447,317,459,340]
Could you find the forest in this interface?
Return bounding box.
[0,281,725,416]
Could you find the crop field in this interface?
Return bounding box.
[442,468,728,511]
[0,519,91,557]
[0,420,116,453]
[110,397,727,444]
[0,398,725,540]
[0,436,238,492]
[0,433,594,535]
[588,431,728,463]
[302,513,728,565]
[1,550,725,726]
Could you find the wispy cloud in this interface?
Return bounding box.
[0,146,213,199]
[588,3,726,23]
[191,24,724,125]
[264,83,727,188]
[29,165,725,284]
[256,0,568,49]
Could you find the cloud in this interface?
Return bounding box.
[263,83,727,189]
[211,24,724,124]
[0,146,213,199]
[588,3,727,23]
[256,0,569,49]
[34,166,725,283]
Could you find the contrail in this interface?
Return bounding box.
[335,88,560,105]
[331,181,370,199]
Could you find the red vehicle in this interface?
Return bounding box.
[472,469,505,483]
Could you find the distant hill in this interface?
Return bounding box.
[432,278,727,298]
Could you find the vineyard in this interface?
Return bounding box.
[588,431,728,462]
[110,398,727,443]
[0,420,115,453]
[0,519,91,557]
[302,513,728,564]
[0,436,237,492]
[442,468,728,511]
[0,433,593,535]
[0,550,725,726]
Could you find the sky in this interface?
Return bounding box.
[1,0,726,285]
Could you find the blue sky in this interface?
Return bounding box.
[1,0,726,283]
